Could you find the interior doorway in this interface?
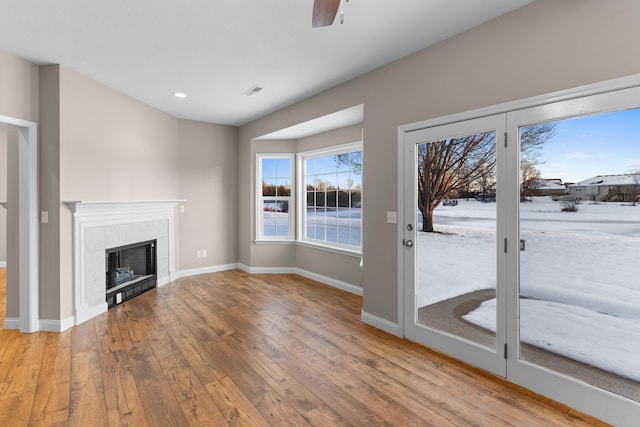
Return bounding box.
[0,114,38,333]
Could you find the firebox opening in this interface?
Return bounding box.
[105,239,157,308]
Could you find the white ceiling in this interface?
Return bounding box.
[0,0,533,127]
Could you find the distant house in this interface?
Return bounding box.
[568,174,640,202]
[530,179,568,197]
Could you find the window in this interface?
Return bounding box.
[256,154,294,240]
[298,143,362,251]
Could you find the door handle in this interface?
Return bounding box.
[403,239,414,248]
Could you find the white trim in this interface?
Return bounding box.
[232,264,362,296]
[361,311,402,337]
[0,261,6,268]
[237,263,251,273]
[295,268,362,296]
[175,263,239,279]
[3,317,20,330]
[297,141,363,252]
[255,153,295,242]
[0,114,39,333]
[39,316,75,333]
[396,126,406,338]
[399,73,640,134]
[244,266,299,275]
[65,200,183,326]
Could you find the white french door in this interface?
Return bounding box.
[402,114,508,377]
[400,82,640,426]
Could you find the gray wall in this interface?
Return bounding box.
[239,0,640,325]
[177,119,238,271]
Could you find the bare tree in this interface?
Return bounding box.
[418,132,495,232]
[418,122,556,232]
[520,160,542,202]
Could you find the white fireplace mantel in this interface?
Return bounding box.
[65,200,184,326]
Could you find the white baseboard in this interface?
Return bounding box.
[243,265,298,275]
[40,316,75,332]
[175,263,240,280]
[361,310,402,337]
[0,261,6,268]
[75,302,108,327]
[3,317,19,330]
[234,264,362,296]
[295,268,363,296]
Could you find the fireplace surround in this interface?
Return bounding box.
[66,200,182,325]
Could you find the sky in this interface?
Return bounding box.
[535,108,640,183]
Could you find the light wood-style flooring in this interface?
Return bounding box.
[0,268,608,426]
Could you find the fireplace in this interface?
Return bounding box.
[66,200,181,327]
[105,239,157,308]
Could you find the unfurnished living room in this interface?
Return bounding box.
[1,1,639,426]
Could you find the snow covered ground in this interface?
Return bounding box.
[418,197,640,382]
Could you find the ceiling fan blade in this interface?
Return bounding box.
[312,0,340,28]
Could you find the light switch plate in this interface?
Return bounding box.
[386,211,397,224]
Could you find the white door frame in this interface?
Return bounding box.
[399,114,508,377]
[0,114,39,333]
[397,73,640,426]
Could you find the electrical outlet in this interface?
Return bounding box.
[386,211,397,224]
[116,293,122,304]
[179,204,185,213]
[196,250,202,258]
[202,249,207,258]
[41,211,49,223]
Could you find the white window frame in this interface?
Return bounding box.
[297,141,363,254]
[255,153,295,242]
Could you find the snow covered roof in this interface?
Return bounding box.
[536,179,566,190]
[570,174,640,187]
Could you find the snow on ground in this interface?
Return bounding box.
[463,298,640,382]
[418,197,640,381]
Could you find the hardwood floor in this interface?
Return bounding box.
[0,268,608,426]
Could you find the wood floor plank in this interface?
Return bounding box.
[115,301,191,427]
[0,270,610,426]
[252,390,310,426]
[28,331,73,427]
[222,306,394,427]
[222,331,325,417]
[68,320,109,427]
[0,332,48,426]
[204,376,271,426]
[94,313,149,426]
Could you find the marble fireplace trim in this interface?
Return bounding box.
[65,200,183,326]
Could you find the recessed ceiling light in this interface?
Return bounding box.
[173,92,187,98]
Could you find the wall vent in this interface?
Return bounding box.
[243,85,264,96]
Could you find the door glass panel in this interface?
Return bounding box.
[416,131,497,351]
[518,109,640,402]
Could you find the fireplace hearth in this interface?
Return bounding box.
[106,239,157,308]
